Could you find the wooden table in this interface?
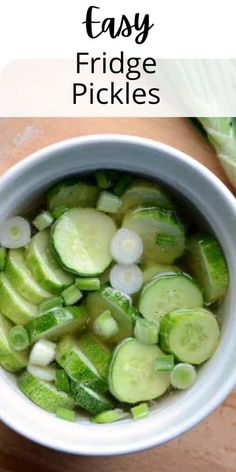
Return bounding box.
[0,118,235,472]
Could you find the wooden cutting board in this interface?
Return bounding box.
[0,117,235,472]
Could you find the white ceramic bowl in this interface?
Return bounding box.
[0,134,236,455]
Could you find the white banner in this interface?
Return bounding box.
[0,0,235,116]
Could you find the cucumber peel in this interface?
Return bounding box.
[18,371,75,412]
[26,230,73,295]
[72,382,113,415]
[26,306,87,343]
[0,313,28,372]
[56,335,107,393]
[0,273,38,325]
[78,333,111,379]
[6,248,52,303]
[186,234,229,303]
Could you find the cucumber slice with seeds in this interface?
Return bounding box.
[186,234,229,303]
[26,230,73,294]
[47,180,99,211]
[56,336,107,393]
[159,308,220,364]
[122,207,185,264]
[18,371,75,413]
[0,313,28,372]
[6,249,52,303]
[139,272,203,323]
[0,273,38,325]
[52,209,117,276]
[72,383,113,415]
[26,306,87,343]
[78,333,111,379]
[118,179,173,219]
[109,338,170,403]
[86,287,138,344]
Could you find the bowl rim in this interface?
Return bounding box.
[0,133,236,456]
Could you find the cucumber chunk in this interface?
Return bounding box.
[18,371,75,413]
[86,287,138,344]
[0,313,28,372]
[47,179,99,210]
[186,234,229,303]
[0,273,38,325]
[122,207,185,264]
[109,338,170,403]
[139,272,203,323]
[159,308,220,364]
[142,263,181,284]
[78,333,111,379]
[118,179,173,219]
[6,249,52,303]
[52,209,117,276]
[26,230,73,294]
[56,336,107,393]
[72,383,113,415]
[26,306,87,343]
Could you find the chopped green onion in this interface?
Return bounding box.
[55,368,71,394]
[91,408,129,423]
[76,277,101,291]
[8,326,29,351]
[62,284,83,305]
[97,191,122,214]
[113,175,132,196]
[0,247,7,270]
[170,363,197,390]
[39,296,63,313]
[156,233,176,245]
[33,211,54,231]
[155,354,175,372]
[51,204,68,219]
[131,403,149,420]
[95,170,113,189]
[56,407,76,422]
[93,310,119,338]
[134,318,159,345]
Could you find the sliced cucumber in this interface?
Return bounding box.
[26,306,87,343]
[26,230,73,294]
[143,263,181,284]
[47,179,99,210]
[18,371,75,413]
[139,272,203,323]
[78,333,111,379]
[122,207,185,264]
[86,287,138,344]
[6,249,52,304]
[56,336,107,393]
[72,383,113,415]
[186,234,229,303]
[0,313,28,372]
[0,273,38,325]
[118,179,173,219]
[91,408,129,423]
[109,338,170,403]
[52,209,116,276]
[159,308,220,364]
